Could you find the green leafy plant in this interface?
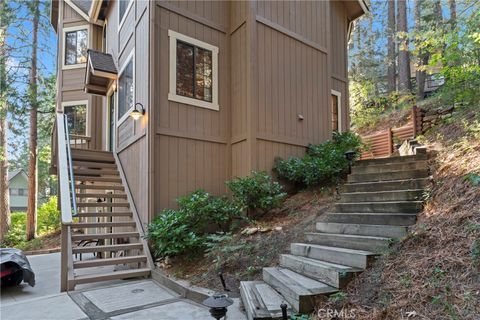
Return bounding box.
[145,190,243,258]
[37,196,61,234]
[464,172,480,186]
[226,171,287,216]
[274,132,363,187]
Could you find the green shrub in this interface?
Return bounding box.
[274,132,363,187]
[226,171,287,216]
[145,190,243,258]
[37,196,60,234]
[3,212,27,246]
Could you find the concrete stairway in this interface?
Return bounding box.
[68,149,151,288]
[240,153,429,319]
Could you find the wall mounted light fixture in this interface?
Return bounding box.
[130,102,145,120]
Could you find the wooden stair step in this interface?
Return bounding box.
[76,212,133,218]
[75,184,125,191]
[279,254,361,288]
[73,168,119,176]
[71,149,115,163]
[77,202,129,208]
[73,222,136,228]
[71,232,140,241]
[75,176,122,183]
[240,281,292,320]
[73,268,151,285]
[73,161,117,169]
[263,267,337,313]
[76,193,127,199]
[72,243,143,254]
[73,255,147,269]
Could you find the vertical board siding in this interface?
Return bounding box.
[256,140,305,173]
[256,0,328,49]
[153,3,230,212]
[230,23,247,140]
[118,136,149,225]
[119,2,135,55]
[256,23,329,145]
[63,2,85,22]
[155,136,228,210]
[330,1,347,78]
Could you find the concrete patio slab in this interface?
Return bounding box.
[110,300,212,320]
[82,280,177,313]
[0,293,88,320]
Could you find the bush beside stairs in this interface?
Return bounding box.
[240,152,430,319]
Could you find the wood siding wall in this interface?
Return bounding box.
[56,2,103,150]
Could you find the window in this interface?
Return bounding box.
[118,52,134,122]
[18,189,25,196]
[168,30,219,110]
[10,189,17,196]
[63,26,88,69]
[119,0,133,28]
[331,90,342,133]
[62,101,88,136]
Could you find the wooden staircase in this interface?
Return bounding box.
[63,149,151,290]
[240,153,430,319]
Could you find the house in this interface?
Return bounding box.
[50,0,367,290]
[8,169,28,212]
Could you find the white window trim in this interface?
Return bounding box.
[62,25,90,70]
[118,0,134,30]
[168,30,219,111]
[116,50,135,127]
[331,90,343,132]
[61,100,90,137]
[105,85,116,151]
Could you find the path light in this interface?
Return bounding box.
[280,302,288,320]
[130,102,145,120]
[344,150,357,174]
[202,293,234,320]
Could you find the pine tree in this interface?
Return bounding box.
[387,0,396,93]
[397,0,412,93]
[26,0,40,241]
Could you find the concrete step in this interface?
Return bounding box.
[279,254,361,288]
[340,189,424,202]
[352,160,428,174]
[323,212,417,226]
[334,201,423,213]
[262,267,337,313]
[355,154,427,167]
[316,222,408,238]
[73,268,150,285]
[290,243,377,269]
[240,281,292,320]
[73,255,147,269]
[343,178,429,193]
[348,169,429,183]
[304,232,390,251]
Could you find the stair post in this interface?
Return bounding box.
[388,128,393,155]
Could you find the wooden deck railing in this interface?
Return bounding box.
[56,112,76,291]
[360,106,421,160]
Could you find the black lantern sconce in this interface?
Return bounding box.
[202,293,234,320]
[344,150,357,174]
[130,102,145,120]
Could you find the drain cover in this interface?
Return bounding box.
[131,289,145,294]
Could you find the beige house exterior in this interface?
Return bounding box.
[51,0,367,226]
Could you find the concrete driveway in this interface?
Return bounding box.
[0,252,245,320]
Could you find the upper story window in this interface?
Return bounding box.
[168,30,219,111]
[119,0,133,28]
[62,101,88,136]
[118,52,134,123]
[63,25,88,69]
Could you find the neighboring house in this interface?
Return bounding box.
[50,0,367,224]
[410,60,445,98]
[8,169,28,212]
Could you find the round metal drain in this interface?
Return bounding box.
[131,289,145,294]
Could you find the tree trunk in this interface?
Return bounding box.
[415,0,428,100]
[387,0,396,93]
[448,0,456,29]
[0,0,10,242]
[26,0,40,241]
[397,0,411,94]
